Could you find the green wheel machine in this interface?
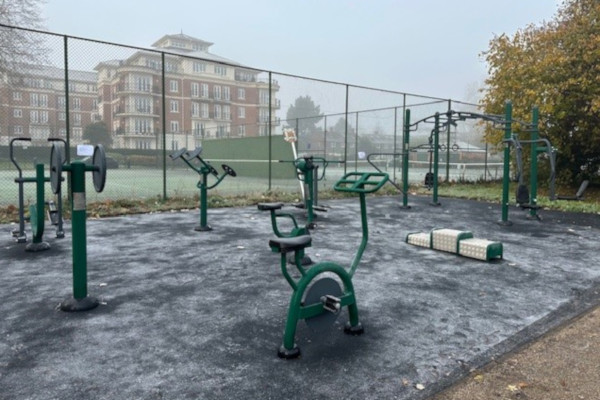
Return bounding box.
[170,146,236,231]
[267,171,389,359]
[10,137,65,250]
[50,143,107,312]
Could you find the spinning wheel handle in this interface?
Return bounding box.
[50,144,63,194]
[207,163,219,177]
[92,144,107,193]
[185,146,203,159]
[333,172,389,194]
[222,164,237,177]
[169,147,187,160]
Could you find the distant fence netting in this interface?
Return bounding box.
[0,24,501,208]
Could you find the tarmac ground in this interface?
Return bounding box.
[1,194,599,400]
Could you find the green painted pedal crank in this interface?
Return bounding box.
[267,171,388,359]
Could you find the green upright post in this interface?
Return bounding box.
[33,164,45,244]
[60,161,98,311]
[304,166,315,228]
[529,106,539,219]
[25,164,50,252]
[197,172,211,231]
[431,113,441,206]
[401,109,410,208]
[500,101,513,225]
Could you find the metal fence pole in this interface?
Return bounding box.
[161,52,167,200]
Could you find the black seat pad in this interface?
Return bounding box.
[269,235,312,253]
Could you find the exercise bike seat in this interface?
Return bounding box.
[257,202,284,211]
[269,235,312,253]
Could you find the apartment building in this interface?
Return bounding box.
[0,33,280,149]
[0,64,98,146]
[96,33,280,150]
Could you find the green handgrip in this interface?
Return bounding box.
[333,172,389,194]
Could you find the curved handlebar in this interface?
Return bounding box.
[10,137,33,177]
[169,147,187,160]
[334,172,389,194]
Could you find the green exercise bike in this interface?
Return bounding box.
[266,171,388,359]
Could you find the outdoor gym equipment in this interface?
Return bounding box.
[169,146,236,231]
[556,180,589,201]
[366,152,409,208]
[500,104,557,221]
[267,171,388,359]
[50,143,107,312]
[10,137,65,249]
[257,202,312,265]
[282,155,333,229]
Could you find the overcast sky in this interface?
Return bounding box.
[42,0,560,102]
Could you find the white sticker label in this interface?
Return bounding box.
[73,192,86,211]
[77,144,94,156]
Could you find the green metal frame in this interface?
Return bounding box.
[173,149,234,231]
[270,171,388,358]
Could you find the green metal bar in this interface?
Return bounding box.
[32,163,45,243]
[281,262,358,351]
[432,113,441,205]
[280,253,297,290]
[529,106,539,218]
[304,163,315,227]
[402,109,410,207]
[500,101,513,224]
[69,162,88,300]
[199,172,208,230]
[349,193,368,277]
[354,112,359,172]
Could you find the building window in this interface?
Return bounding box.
[170,121,179,132]
[170,100,179,113]
[69,83,76,93]
[30,110,48,123]
[135,76,152,92]
[214,65,227,76]
[72,127,83,139]
[201,103,209,118]
[170,80,178,93]
[13,92,22,101]
[58,96,66,109]
[134,118,152,133]
[259,89,269,105]
[223,105,230,120]
[191,102,200,117]
[31,93,49,107]
[201,83,209,98]
[214,105,222,119]
[58,112,66,121]
[237,125,246,137]
[13,126,23,134]
[73,98,81,110]
[213,86,221,100]
[73,113,81,126]
[193,62,206,73]
[223,86,230,100]
[191,82,200,97]
[237,88,245,100]
[237,106,245,119]
[135,97,152,113]
[192,122,205,136]
[13,109,22,118]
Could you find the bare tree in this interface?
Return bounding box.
[0,0,48,74]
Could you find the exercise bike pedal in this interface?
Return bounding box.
[320,295,341,314]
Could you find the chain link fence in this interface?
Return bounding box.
[0,25,502,207]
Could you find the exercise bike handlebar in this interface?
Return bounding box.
[10,137,33,178]
[334,172,389,194]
